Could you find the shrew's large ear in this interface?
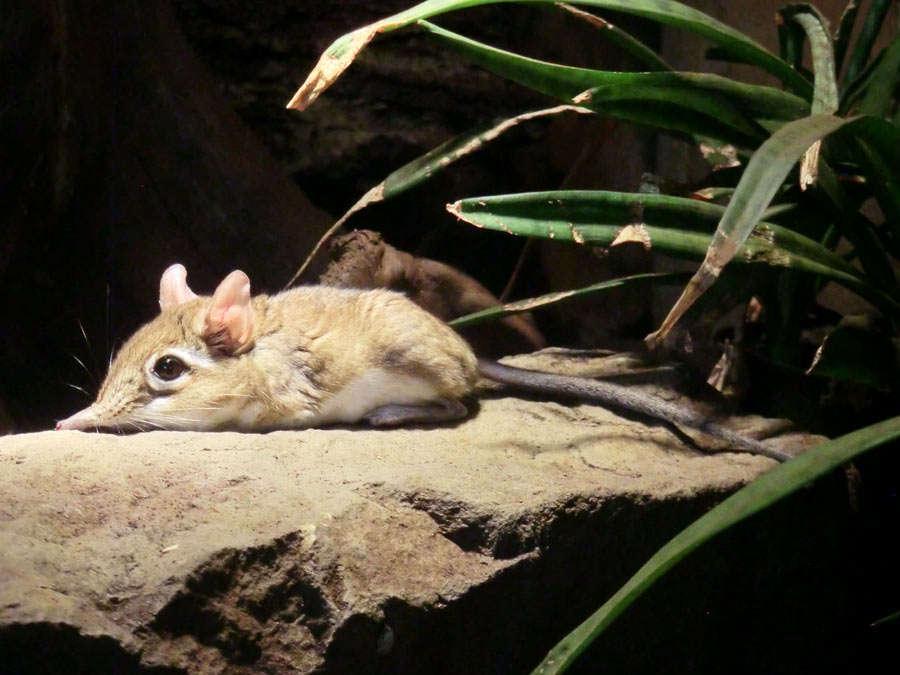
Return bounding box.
[203,270,254,355]
[159,264,198,311]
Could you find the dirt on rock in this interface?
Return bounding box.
[0,351,829,674]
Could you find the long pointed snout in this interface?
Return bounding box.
[56,406,100,431]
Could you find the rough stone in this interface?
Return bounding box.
[0,351,823,673]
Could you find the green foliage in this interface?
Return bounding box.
[532,413,900,674]
[291,0,899,385]
[291,1,899,671]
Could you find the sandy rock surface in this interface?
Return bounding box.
[0,351,815,673]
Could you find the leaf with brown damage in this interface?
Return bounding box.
[286,106,590,287]
[286,21,398,111]
[644,114,853,349]
[448,189,898,319]
[779,6,837,191]
[449,272,689,328]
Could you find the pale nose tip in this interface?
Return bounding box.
[55,406,97,431]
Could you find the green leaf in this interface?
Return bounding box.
[419,20,808,144]
[856,139,900,243]
[287,0,811,110]
[843,116,900,246]
[839,46,887,113]
[782,5,839,115]
[813,161,898,290]
[780,6,839,190]
[857,32,900,117]
[842,0,893,85]
[556,3,671,72]
[448,272,690,328]
[285,105,590,286]
[807,315,900,387]
[682,115,849,260]
[777,12,806,70]
[645,114,900,346]
[832,0,861,74]
[532,414,900,674]
[445,190,900,316]
[872,609,900,628]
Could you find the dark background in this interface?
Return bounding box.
[1,2,898,673]
[1,0,657,432]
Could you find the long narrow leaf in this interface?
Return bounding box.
[447,190,900,316]
[286,0,811,110]
[532,415,900,674]
[419,19,807,132]
[839,47,887,113]
[872,609,900,628]
[842,0,894,85]
[777,12,806,70]
[857,32,900,117]
[286,105,590,287]
[448,190,864,277]
[844,116,900,246]
[814,161,898,290]
[557,3,671,71]
[419,23,763,141]
[782,5,839,189]
[784,5,839,113]
[646,115,856,347]
[855,142,900,250]
[807,315,900,387]
[448,272,690,328]
[832,0,861,74]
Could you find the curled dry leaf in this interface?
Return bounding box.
[286,20,397,111]
[799,140,822,190]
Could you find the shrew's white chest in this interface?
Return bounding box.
[299,370,441,427]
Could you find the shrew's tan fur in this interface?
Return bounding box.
[58,267,477,432]
[57,264,791,462]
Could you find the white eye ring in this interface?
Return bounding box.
[152,355,188,381]
[144,348,211,392]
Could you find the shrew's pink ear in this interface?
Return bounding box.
[159,264,198,311]
[203,270,254,355]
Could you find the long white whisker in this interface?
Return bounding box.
[148,406,224,413]
[77,319,90,350]
[76,319,101,381]
[65,382,92,398]
[68,353,94,381]
[105,284,111,363]
[135,419,165,430]
[137,413,195,423]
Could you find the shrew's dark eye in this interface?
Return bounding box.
[152,355,188,381]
